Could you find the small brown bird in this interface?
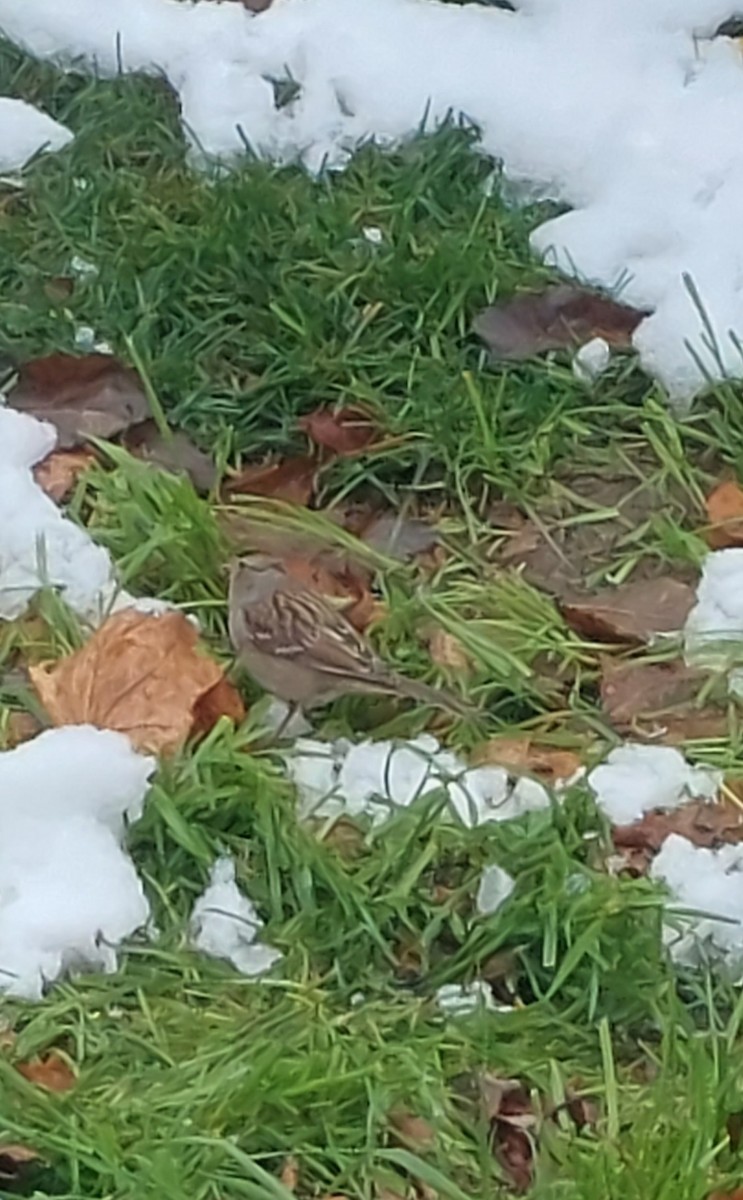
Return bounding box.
[228,554,470,715]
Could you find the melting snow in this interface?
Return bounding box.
[476,864,515,916]
[587,742,721,826]
[0,727,154,1000]
[651,834,743,974]
[5,0,743,397]
[287,734,552,828]
[0,96,71,172]
[189,856,282,977]
[684,548,743,667]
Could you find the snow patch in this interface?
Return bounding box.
[0,727,154,1000]
[436,980,498,1016]
[0,96,71,172]
[651,833,743,973]
[7,0,743,396]
[287,734,551,828]
[476,864,515,916]
[684,549,743,667]
[587,743,721,826]
[189,855,281,977]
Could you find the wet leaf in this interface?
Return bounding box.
[225,455,319,506]
[8,353,149,448]
[30,610,233,756]
[472,736,582,784]
[33,447,97,502]
[473,284,647,361]
[600,658,709,726]
[299,404,380,456]
[126,421,217,493]
[191,676,246,736]
[613,798,743,873]
[561,576,695,644]
[16,1051,75,1092]
[705,480,743,548]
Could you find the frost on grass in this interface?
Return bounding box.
[189,856,282,978]
[8,0,743,396]
[0,727,154,1001]
[287,734,551,828]
[0,96,71,172]
[0,407,161,623]
[652,834,743,975]
[587,743,721,827]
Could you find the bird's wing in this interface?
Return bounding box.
[248,588,384,681]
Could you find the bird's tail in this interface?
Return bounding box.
[392,673,474,717]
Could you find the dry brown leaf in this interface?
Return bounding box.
[479,1074,538,1194]
[358,511,439,561]
[225,455,319,505]
[33,448,97,502]
[426,628,471,673]
[298,404,381,456]
[8,353,149,448]
[279,1156,299,1191]
[30,610,232,756]
[282,554,377,632]
[472,736,581,785]
[600,658,708,726]
[16,1051,75,1093]
[612,798,743,874]
[388,1108,437,1151]
[473,284,647,362]
[561,576,695,644]
[320,816,366,859]
[125,421,217,493]
[705,480,743,548]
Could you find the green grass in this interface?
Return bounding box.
[2,32,743,1200]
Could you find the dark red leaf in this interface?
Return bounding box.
[8,353,149,448]
[473,284,648,361]
[561,577,695,644]
[225,456,319,506]
[298,405,380,456]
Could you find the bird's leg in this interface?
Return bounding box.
[271,701,301,742]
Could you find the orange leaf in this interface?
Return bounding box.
[707,1191,743,1200]
[705,480,743,548]
[33,448,97,502]
[472,736,581,785]
[298,404,380,456]
[29,610,231,756]
[225,456,319,505]
[16,1051,75,1093]
[426,627,472,672]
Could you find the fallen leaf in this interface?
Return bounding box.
[613,798,743,873]
[279,1156,299,1191]
[125,421,217,493]
[707,1190,743,1200]
[299,404,380,456]
[705,480,743,548]
[225,455,319,506]
[473,284,647,362]
[30,610,232,756]
[8,353,149,448]
[479,1074,538,1194]
[426,628,472,672]
[2,710,42,749]
[319,816,366,859]
[43,276,74,303]
[0,1143,41,1180]
[564,1092,600,1131]
[357,511,439,561]
[191,675,246,737]
[600,658,709,726]
[33,447,97,502]
[472,736,582,784]
[561,576,695,644]
[16,1051,75,1093]
[282,554,377,632]
[388,1108,437,1151]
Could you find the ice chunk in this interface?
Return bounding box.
[587,743,720,826]
[572,336,611,383]
[435,980,497,1016]
[190,856,281,978]
[476,864,515,916]
[651,833,743,973]
[0,727,154,1000]
[448,766,551,829]
[0,97,71,172]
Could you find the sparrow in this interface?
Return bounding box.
[228,553,470,715]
